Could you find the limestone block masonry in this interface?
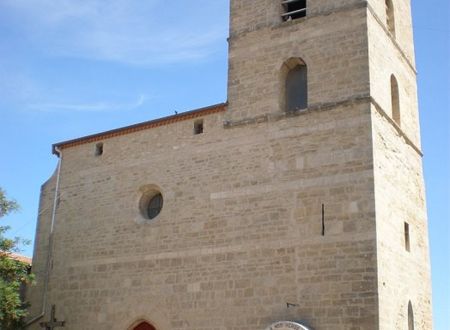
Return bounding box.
[27,1,432,329]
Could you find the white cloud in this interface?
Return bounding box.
[0,0,227,66]
[28,94,148,113]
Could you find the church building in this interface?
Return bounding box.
[27,0,432,329]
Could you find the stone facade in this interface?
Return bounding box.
[27,1,432,329]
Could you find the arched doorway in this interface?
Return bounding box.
[133,321,156,330]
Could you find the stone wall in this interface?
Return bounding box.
[28,101,378,330]
[27,173,56,320]
[366,0,415,64]
[27,0,432,329]
[227,2,369,121]
[367,3,420,147]
[372,107,432,329]
[366,2,432,328]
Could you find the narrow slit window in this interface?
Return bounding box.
[95,143,104,156]
[408,301,414,330]
[404,222,410,252]
[194,119,204,135]
[386,0,396,37]
[282,0,307,21]
[391,75,401,126]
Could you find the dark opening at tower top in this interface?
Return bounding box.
[282,0,307,21]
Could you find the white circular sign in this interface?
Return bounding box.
[265,321,311,330]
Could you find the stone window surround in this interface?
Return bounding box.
[136,184,164,224]
[281,57,308,113]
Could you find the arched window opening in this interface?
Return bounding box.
[408,301,415,330]
[386,0,396,37]
[284,59,308,112]
[133,321,156,330]
[391,75,401,126]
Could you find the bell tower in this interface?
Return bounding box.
[225,0,432,328]
[226,0,370,122]
[366,0,433,328]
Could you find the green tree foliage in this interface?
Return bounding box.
[0,188,34,329]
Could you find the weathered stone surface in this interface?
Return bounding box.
[27,1,432,329]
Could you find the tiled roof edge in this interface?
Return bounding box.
[4,253,32,265]
[52,102,227,155]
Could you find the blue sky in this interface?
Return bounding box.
[0,0,448,328]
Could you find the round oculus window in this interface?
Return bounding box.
[146,193,163,220]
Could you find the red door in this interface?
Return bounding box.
[133,322,156,330]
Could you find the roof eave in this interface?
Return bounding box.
[51,102,227,155]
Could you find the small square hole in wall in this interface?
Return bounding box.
[95,142,104,156]
[194,119,204,135]
[404,222,410,252]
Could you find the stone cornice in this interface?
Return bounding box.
[228,1,417,76]
[224,95,423,157]
[223,95,372,129]
[369,97,423,156]
[366,2,417,75]
[229,1,368,41]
